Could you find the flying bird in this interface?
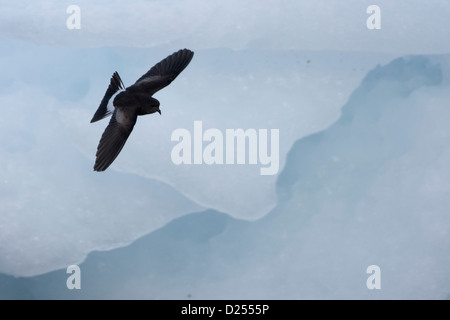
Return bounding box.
[90,48,194,171]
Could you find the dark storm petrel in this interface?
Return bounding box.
[90,49,194,171]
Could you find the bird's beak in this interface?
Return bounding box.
[158,109,161,115]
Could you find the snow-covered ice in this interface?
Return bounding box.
[0,0,449,299]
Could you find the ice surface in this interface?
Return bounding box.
[1,0,449,54]
[0,34,395,277]
[67,48,396,220]
[1,54,449,299]
[0,0,449,299]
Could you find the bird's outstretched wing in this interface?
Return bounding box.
[128,49,194,96]
[90,72,125,123]
[93,108,137,171]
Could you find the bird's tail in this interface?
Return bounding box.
[90,72,125,123]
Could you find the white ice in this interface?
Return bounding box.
[0,0,449,299]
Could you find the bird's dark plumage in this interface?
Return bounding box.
[91,49,194,171]
[90,72,125,123]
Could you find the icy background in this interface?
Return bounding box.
[1,0,449,299]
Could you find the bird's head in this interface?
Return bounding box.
[150,97,161,115]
